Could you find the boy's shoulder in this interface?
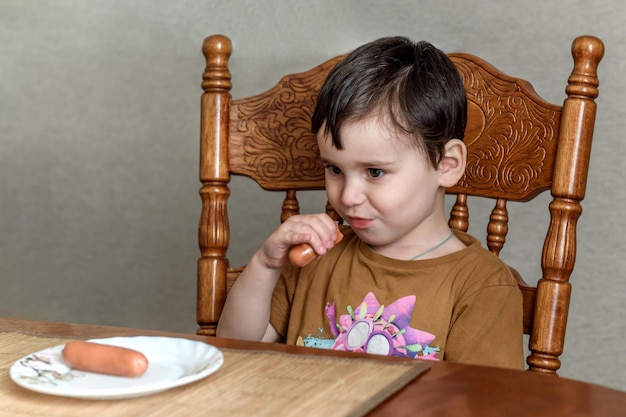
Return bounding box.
[454,230,519,287]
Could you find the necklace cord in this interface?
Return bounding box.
[409,230,454,260]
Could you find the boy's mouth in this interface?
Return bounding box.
[346,216,372,229]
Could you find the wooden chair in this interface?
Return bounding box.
[197,34,604,374]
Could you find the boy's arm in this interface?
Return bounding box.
[215,251,283,341]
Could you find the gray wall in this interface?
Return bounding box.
[1,0,624,391]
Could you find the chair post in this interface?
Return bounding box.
[197,35,233,335]
[527,36,604,373]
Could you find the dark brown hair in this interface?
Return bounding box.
[312,36,467,167]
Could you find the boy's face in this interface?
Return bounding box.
[317,116,450,256]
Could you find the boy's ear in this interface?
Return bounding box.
[438,139,467,188]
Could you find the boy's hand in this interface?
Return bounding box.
[289,224,343,266]
[258,214,341,269]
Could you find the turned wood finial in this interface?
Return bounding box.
[202,35,232,92]
[566,36,604,99]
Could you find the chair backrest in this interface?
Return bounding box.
[197,34,604,374]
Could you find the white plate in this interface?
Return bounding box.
[9,336,224,400]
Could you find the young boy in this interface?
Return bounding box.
[217,36,524,369]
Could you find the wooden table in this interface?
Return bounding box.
[1,317,624,416]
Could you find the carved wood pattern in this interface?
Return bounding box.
[448,55,562,201]
[228,56,345,191]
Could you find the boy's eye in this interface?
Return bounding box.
[326,165,343,175]
[367,168,385,178]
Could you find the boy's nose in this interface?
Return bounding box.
[340,179,366,207]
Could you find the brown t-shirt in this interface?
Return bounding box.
[270,227,524,370]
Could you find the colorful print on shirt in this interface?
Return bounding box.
[302,292,440,360]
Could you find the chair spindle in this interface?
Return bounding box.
[281,189,300,223]
[486,198,509,256]
[449,193,469,232]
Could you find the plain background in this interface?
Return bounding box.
[1,0,624,391]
